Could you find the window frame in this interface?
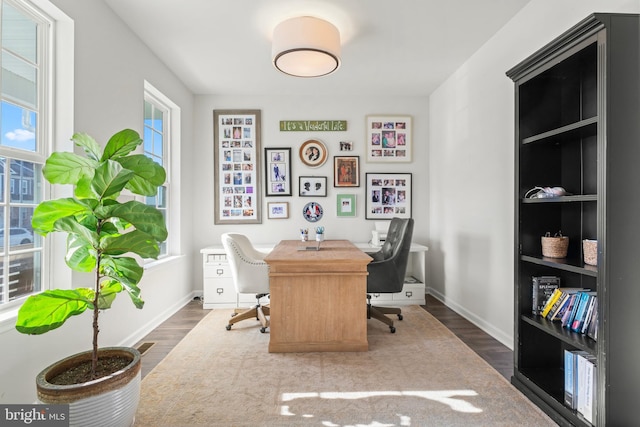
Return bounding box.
[143,81,181,262]
[0,0,74,323]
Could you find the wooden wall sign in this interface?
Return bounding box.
[279,120,347,132]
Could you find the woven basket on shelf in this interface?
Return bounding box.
[583,239,598,266]
[541,233,569,258]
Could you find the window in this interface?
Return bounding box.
[143,86,172,258]
[0,0,51,306]
[142,81,181,261]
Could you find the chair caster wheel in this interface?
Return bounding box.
[390,326,396,333]
[398,314,403,321]
[226,325,232,330]
[260,327,267,333]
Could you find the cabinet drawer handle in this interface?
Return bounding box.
[216,269,224,276]
[405,291,413,298]
[373,293,381,298]
[216,288,224,295]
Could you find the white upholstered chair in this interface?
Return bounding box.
[221,233,270,332]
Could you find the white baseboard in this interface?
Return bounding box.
[118,291,200,348]
[426,288,513,350]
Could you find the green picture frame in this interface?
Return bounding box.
[336,194,356,217]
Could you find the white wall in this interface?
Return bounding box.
[0,0,196,403]
[191,95,430,284]
[428,0,640,348]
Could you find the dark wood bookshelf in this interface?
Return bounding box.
[507,13,640,427]
[521,255,597,277]
[521,315,596,353]
[522,117,597,145]
[521,195,597,204]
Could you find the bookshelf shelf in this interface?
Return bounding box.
[522,116,598,146]
[521,255,597,277]
[507,13,640,426]
[521,314,596,353]
[521,195,597,204]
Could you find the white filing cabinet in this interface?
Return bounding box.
[200,242,428,309]
[202,252,236,308]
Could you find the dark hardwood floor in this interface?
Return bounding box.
[422,294,513,379]
[134,294,513,380]
[134,297,208,378]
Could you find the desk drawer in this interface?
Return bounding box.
[392,283,425,303]
[369,292,393,302]
[203,264,231,278]
[204,278,235,304]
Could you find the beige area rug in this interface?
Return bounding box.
[135,306,556,427]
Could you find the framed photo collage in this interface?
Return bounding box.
[214,113,413,223]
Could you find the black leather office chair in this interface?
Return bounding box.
[367,217,414,333]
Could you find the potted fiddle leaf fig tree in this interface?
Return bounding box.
[15,128,167,426]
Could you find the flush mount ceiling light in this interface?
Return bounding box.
[272,16,341,78]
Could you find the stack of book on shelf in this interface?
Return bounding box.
[531,276,560,315]
[565,350,597,424]
[532,277,598,341]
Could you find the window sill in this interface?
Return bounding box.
[144,254,185,270]
[0,255,185,334]
[0,307,20,335]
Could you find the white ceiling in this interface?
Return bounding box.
[104,0,531,96]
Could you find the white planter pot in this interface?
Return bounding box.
[36,347,141,427]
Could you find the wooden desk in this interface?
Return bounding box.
[264,239,372,352]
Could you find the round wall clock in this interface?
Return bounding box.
[299,139,328,167]
[302,202,323,222]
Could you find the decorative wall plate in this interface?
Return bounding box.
[299,139,328,167]
[302,202,324,222]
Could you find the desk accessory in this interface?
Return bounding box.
[371,221,388,247]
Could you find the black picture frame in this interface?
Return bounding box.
[365,172,412,219]
[264,147,292,196]
[299,176,327,197]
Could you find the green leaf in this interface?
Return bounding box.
[100,221,121,236]
[65,233,97,272]
[101,201,168,242]
[92,160,134,200]
[101,230,160,258]
[99,260,144,309]
[42,152,97,185]
[74,175,97,199]
[97,280,122,309]
[32,199,93,234]
[100,256,143,287]
[54,216,99,246]
[126,284,144,309]
[15,289,94,335]
[71,132,102,161]
[118,155,166,196]
[101,129,142,161]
